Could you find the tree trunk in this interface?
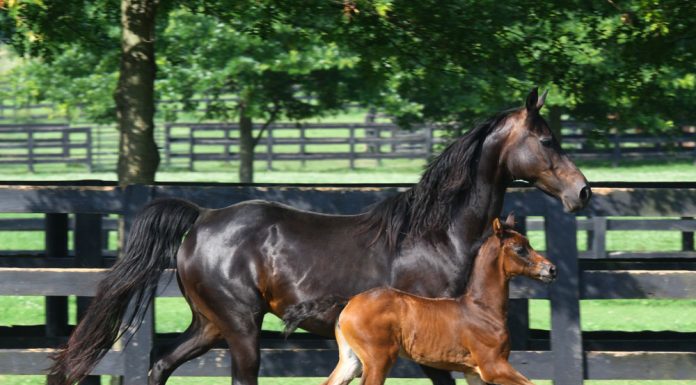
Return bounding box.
[115,0,159,186]
[239,111,254,183]
[548,105,563,144]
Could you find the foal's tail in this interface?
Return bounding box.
[282,296,349,337]
[48,198,201,385]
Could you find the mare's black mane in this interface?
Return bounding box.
[361,109,517,252]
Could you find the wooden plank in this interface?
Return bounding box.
[0,349,124,375]
[581,187,696,216]
[581,270,696,299]
[608,218,696,231]
[0,218,46,231]
[582,330,696,352]
[585,351,696,379]
[580,250,696,259]
[546,211,584,385]
[0,268,106,295]
[0,183,694,218]
[0,268,548,299]
[172,349,553,379]
[0,185,123,213]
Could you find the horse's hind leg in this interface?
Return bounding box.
[214,308,265,385]
[322,325,362,385]
[149,313,221,385]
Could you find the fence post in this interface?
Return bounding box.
[425,125,434,159]
[164,124,171,167]
[45,213,69,385]
[62,129,69,159]
[508,215,529,350]
[188,126,194,171]
[612,132,621,167]
[590,216,607,259]
[45,213,69,337]
[348,125,356,170]
[226,124,233,163]
[266,124,274,171]
[75,213,103,385]
[683,216,694,252]
[545,210,583,385]
[86,128,94,172]
[121,184,153,385]
[28,128,35,173]
[300,124,306,167]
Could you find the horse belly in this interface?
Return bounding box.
[258,222,390,334]
[401,340,474,372]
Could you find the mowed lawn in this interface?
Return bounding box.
[0,159,695,384]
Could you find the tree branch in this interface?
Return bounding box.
[253,102,281,147]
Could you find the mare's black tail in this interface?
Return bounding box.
[282,295,348,337]
[48,198,201,385]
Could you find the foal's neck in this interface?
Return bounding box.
[461,238,509,318]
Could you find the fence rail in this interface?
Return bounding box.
[0,124,92,171]
[164,122,696,170]
[0,119,693,171]
[0,182,694,384]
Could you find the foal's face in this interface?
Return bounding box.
[493,217,556,283]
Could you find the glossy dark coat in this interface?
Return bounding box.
[49,89,591,385]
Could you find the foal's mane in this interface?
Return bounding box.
[361,109,517,252]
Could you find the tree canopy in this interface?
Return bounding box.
[2,0,695,179]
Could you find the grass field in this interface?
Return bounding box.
[0,157,694,184]
[0,158,694,384]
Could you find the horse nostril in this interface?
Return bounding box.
[579,185,592,204]
[548,265,557,278]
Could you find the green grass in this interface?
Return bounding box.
[0,158,694,184]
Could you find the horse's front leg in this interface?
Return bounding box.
[478,359,535,385]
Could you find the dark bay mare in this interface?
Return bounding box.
[49,89,591,385]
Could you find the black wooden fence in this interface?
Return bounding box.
[0,182,694,384]
[163,122,442,170]
[0,124,93,172]
[0,121,693,172]
[164,122,696,170]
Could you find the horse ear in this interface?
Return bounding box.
[492,218,503,237]
[505,212,516,227]
[525,87,539,112]
[536,89,549,110]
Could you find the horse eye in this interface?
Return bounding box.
[540,138,552,147]
[514,246,528,256]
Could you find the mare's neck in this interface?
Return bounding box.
[449,128,511,250]
[462,238,509,318]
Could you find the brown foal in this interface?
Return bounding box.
[325,214,555,385]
